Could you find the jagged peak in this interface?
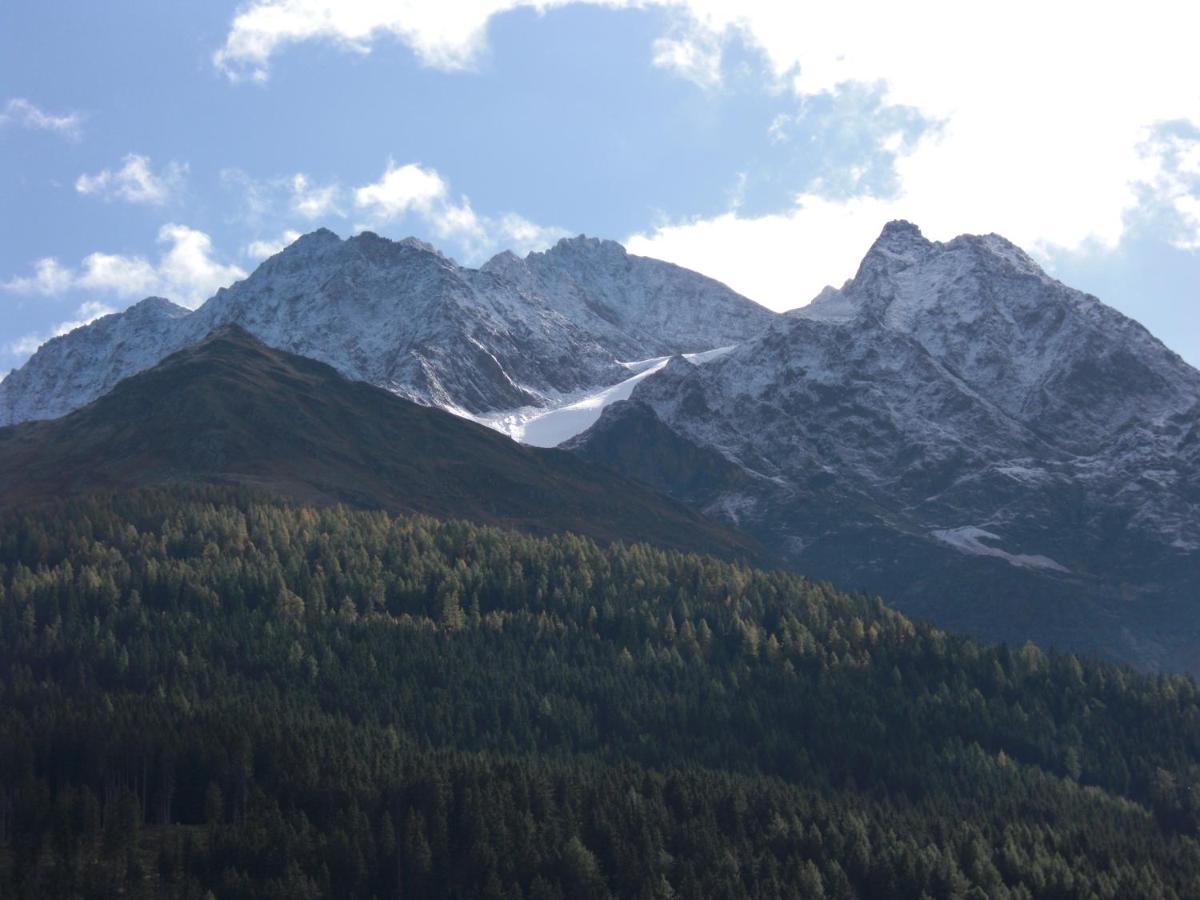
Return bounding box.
[535,234,628,261]
[881,219,925,239]
[341,231,451,264]
[863,219,934,264]
[399,236,439,254]
[285,227,343,252]
[480,249,525,276]
[306,226,342,241]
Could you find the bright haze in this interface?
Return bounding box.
[2,0,1198,375]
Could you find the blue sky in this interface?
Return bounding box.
[2,0,1198,374]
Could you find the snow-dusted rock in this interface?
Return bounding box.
[573,221,1200,670]
[0,297,192,427]
[0,230,775,424]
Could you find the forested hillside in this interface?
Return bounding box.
[0,326,759,562]
[3,488,1200,898]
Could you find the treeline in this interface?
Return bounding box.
[1,487,1199,897]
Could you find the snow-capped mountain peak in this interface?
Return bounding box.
[568,220,1200,670]
[0,229,777,426]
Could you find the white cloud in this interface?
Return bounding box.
[3,225,246,309]
[627,193,899,309]
[2,258,75,295]
[651,30,723,88]
[290,173,340,219]
[1140,129,1200,251]
[212,0,630,81]
[76,154,187,205]
[622,1,1200,308]
[354,161,452,220]
[218,1,1200,309]
[153,225,249,305]
[220,167,345,228]
[75,252,160,297]
[494,212,569,254]
[0,97,83,139]
[353,160,566,258]
[246,229,303,259]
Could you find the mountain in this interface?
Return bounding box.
[568,221,1200,671]
[0,325,760,561]
[0,229,775,425]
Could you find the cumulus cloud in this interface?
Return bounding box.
[627,193,899,309]
[149,225,248,305]
[354,160,566,258]
[0,97,83,139]
[217,1,1200,309]
[624,1,1200,308]
[3,225,246,309]
[76,154,188,205]
[246,229,304,259]
[290,173,340,219]
[2,258,76,296]
[354,161,451,221]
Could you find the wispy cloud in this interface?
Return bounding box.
[3,225,246,309]
[220,168,344,231]
[212,0,566,81]
[76,154,188,205]
[0,97,83,139]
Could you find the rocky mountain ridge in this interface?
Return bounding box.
[0,229,775,425]
[569,221,1200,670]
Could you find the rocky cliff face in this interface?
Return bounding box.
[570,222,1200,670]
[0,229,776,424]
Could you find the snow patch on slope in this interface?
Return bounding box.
[480,346,734,447]
[932,526,1070,573]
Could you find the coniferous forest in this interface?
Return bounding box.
[3,487,1200,898]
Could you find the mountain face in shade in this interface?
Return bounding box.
[0,230,775,425]
[0,326,761,561]
[569,222,1200,671]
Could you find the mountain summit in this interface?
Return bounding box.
[570,221,1200,670]
[0,230,775,425]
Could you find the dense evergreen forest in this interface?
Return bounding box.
[2,487,1200,897]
